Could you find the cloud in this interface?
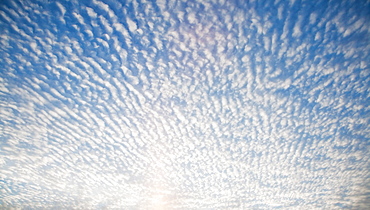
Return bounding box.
[1,0,370,209]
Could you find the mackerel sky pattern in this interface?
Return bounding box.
[0,0,370,209]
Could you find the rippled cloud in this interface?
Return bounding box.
[0,0,369,209]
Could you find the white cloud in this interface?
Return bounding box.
[292,19,302,37]
[85,7,98,19]
[277,6,284,20]
[126,18,137,32]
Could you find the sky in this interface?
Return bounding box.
[0,0,369,209]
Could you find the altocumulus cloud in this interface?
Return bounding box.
[0,0,370,209]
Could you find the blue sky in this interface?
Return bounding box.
[0,0,369,209]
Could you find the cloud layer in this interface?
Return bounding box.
[0,0,369,208]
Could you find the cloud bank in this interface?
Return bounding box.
[0,0,369,208]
